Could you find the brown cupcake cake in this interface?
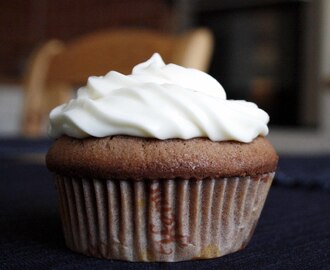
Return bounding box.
[46,53,278,261]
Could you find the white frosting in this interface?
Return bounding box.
[49,53,269,142]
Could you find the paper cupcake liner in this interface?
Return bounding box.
[54,172,274,262]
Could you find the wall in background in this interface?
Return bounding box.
[268,0,330,153]
[0,85,23,135]
[0,0,173,80]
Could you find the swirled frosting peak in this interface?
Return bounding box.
[49,53,269,142]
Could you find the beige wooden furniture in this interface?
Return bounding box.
[22,28,214,137]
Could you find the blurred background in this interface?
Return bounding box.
[0,0,329,154]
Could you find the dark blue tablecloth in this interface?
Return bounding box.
[277,155,330,191]
[0,138,330,269]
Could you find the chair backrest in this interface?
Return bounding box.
[22,28,214,137]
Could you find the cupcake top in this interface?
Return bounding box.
[47,54,278,179]
[48,53,269,143]
[46,135,278,180]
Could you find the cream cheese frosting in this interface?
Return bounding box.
[48,53,269,142]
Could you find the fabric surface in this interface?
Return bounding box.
[0,138,51,157]
[1,159,330,270]
[276,155,330,191]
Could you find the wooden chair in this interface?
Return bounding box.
[22,28,214,137]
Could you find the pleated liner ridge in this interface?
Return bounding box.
[54,172,274,262]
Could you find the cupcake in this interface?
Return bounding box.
[46,53,278,262]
